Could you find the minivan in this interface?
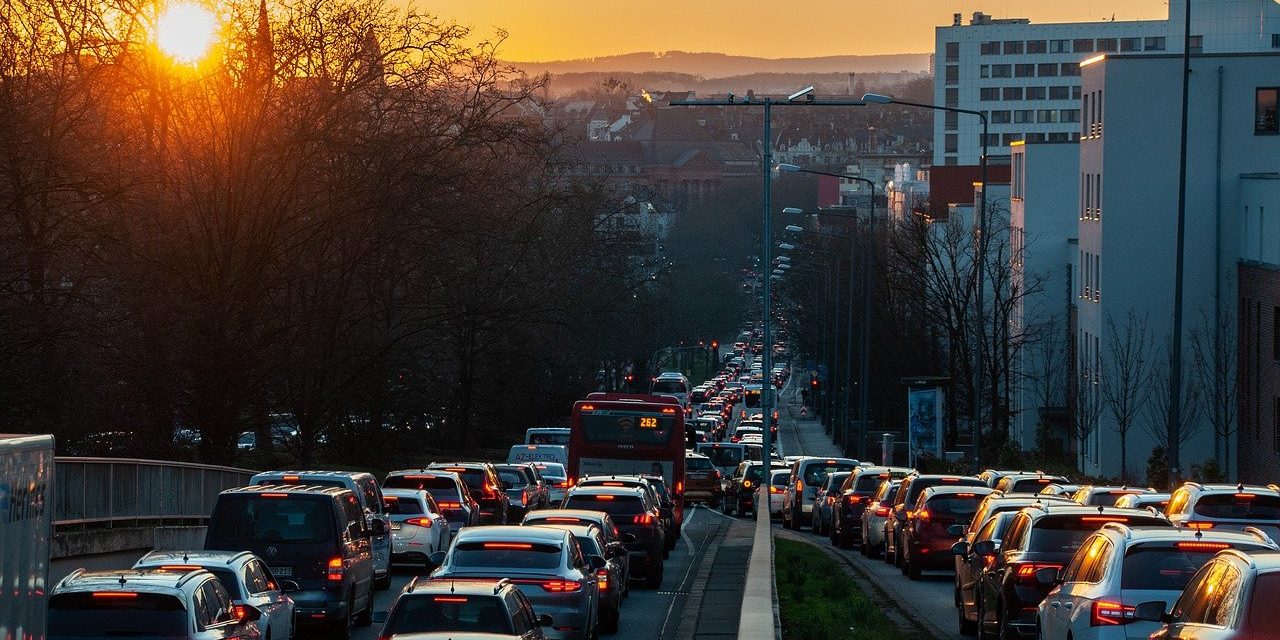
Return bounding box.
[205,485,377,637]
[250,470,392,589]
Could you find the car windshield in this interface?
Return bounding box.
[451,541,562,569]
[208,495,334,544]
[385,595,515,635]
[803,463,857,486]
[1193,494,1280,520]
[48,592,188,637]
[1121,544,1266,590]
[564,495,645,516]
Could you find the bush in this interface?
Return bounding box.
[1146,446,1170,490]
[775,538,909,640]
[1191,458,1226,483]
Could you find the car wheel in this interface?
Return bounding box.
[907,554,922,580]
[644,562,664,589]
[958,598,978,636]
[374,573,390,590]
[723,497,735,516]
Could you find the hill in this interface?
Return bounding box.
[510,51,931,78]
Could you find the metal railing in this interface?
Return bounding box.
[54,457,255,529]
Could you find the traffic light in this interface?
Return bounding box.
[810,374,821,391]
[711,340,719,350]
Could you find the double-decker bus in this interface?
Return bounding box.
[569,392,686,527]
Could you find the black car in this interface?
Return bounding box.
[563,486,665,589]
[723,461,787,516]
[831,467,910,548]
[971,505,1170,639]
[887,474,987,568]
[427,462,510,525]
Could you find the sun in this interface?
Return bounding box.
[156,2,218,64]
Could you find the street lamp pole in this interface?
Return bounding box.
[863,93,989,464]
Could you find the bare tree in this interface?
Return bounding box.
[1143,341,1203,480]
[1023,318,1068,453]
[1191,305,1238,473]
[1072,367,1103,472]
[1101,311,1152,483]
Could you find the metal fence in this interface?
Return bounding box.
[54,457,255,528]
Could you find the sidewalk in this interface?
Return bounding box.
[776,389,843,459]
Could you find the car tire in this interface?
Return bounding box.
[907,554,922,580]
[723,498,735,516]
[374,573,390,590]
[644,562,664,589]
[958,600,978,636]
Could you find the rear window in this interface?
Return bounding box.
[385,497,425,516]
[1122,543,1269,590]
[803,463,858,486]
[439,469,486,490]
[702,447,745,467]
[385,594,514,635]
[1010,478,1057,493]
[49,592,187,636]
[855,474,887,492]
[771,472,790,487]
[385,475,456,491]
[925,495,984,517]
[535,463,566,479]
[452,542,562,569]
[906,477,985,503]
[1086,491,1144,507]
[687,457,714,472]
[1028,515,1168,553]
[497,470,528,485]
[208,494,335,545]
[652,380,687,394]
[564,495,645,516]
[1193,494,1280,520]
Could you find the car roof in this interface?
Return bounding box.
[252,470,374,481]
[387,469,463,480]
[221,484,349,497]
[921,486,994,498]
[56,568,210,596]
[1181,483,1280,496]
[383,488,431,499]
[567,486,647,498]
[135,550,256,568]
[428,462,493,470]
[525,509,612,522]
[529,523,602,538]
[1096,524,1277,546]
[1022,505,1166,520]
[400,578,518,596]
[456,525,567,543]
[797,457,857,466]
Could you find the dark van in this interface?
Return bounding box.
[205,484,378,638]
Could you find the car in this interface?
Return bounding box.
[642,474,682,548]
[686,417,724,443]
[533,463,573,503]
[562,486,665,588]
[972,504,1171,640]
[132,550,295,640]
[1037,525,1277,640]
[50,567,264,640]
[953,510,1019,635]
[373,578,550,639]
[901,486,994,579]
[783,457,860,531]
[1113,491,1172,512]
[575,475,674,552]
[384,470,482,535]
[427,462,511,525]
[731,425,764,443]
[684,452,724,506]
[496,464,550,521]
[532,523,626,632]
[696,442,752,479]
[1165,482,1280,536]
[1135,549,1280,640]
[426,526,604,640]
[811,471,853,537]
[1070,485,1157,506]
[521,509,632,592]
[862,478,903,558]
[1038,483,1082,498]
[724,461,788,516]
[831,467,912,549]
[978,469,1044,488]
[768,469,790,517]
[886,474,987,567]
[250,470,393,590]
[382,489,453,570]
[205,484,376,636]
[993,473,1072,495]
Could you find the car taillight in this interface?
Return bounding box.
[676,481,684,494]
[437,501,461,508]
[327,557,344,581]
[596,569,609,591]
[1091,601,1137,626]
[483,485,500,500]
[541,580,584,593]
[914,508,930,521]
[826,496,835,505]
[1013,563,1061,585]
[404,517,433,528]
[633,513,654,525]
[557,480,572,488]
[1185,521,1215,530]
[770,486,783,494]
[875,506,890,517]
[742,480,752,489]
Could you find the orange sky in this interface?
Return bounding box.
[422,1,1170,61]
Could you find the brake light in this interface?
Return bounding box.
[260,493,289,498]
[327,557,344,581]
[434,596,469,604]
[662,407,677,414]
[1186,522,1215,530]
[556,481,572,488]
[483,543,532,550]
[232,604,252,621]
[914,508,930,521]
[594,495,615,501]
[92,592,138,599]
[437,501,461,508]
[826,496,835,505]
[633,513,654,525]
[282,475,300,483]
[676,481,683,494]
[955,493,976,498]
[1091,601,1137,626]
[875,506,890,517]
[1234,493,1257,500]
[483,485,500,500]
[1014,563,1061,585]
[443,467,467,472]
[1082,516,1128,523]
[157,565,202,571]
[770,486,783,494]
[601,482,625,487]
[1175,541,1229,551]
[796,481,803,492]
[404,518,433,528]
[402,475,438,480]
[544,517,582,523]
[540,580,583,593]
[941,477,960,483]
[597,569,609,591]
[581,404,595,411]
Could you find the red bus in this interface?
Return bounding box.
[569,392,686,531]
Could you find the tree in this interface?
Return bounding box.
[1143,340,1203,481]
[1191,306,1238,474]
[1101,311,1151,483]
[1072,367,1103,472]
[1023,318,1068,457]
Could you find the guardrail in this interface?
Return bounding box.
[54,457,255,529]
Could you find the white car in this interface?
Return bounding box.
[769,470,790,515]
[1037,524,1277,640]
[132,550,293,640]
[382,488,452,569]
[534,461,572,502]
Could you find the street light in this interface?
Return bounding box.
[862,91,990,464]
[782,207,805,215]
[785,224,804,233]
[779,243,796,251]
[776,256,791,263]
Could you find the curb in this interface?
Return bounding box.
[737,489,782,640]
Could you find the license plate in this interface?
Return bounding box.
[269,566,292,577]
[390,523,401,530]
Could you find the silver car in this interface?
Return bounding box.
[382,488,452,569]
[428,525,604,640]
[860,478,902,558]
[133,550,294,640]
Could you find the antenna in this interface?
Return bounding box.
[119,574,127,586]
[1097,505,1105,514]
[182,552,189,563]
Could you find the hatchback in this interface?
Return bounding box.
[374,577,550,639]
[1136,549,1280,640]
[901,486,993,579]
[684,452,723,506]
[132,550,294,640]
[383,470,481,535]
[496,463,549,521]
[887,474,986,567]
[382,489,452,570]
[427,462,511,525]
[533,524,626,633]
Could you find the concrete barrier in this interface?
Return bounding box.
[737,487,781,640]
[53,526,208,559]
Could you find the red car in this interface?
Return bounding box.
[901,486,993,580]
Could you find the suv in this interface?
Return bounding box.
[812,471,853,537]
[1037,525,1277,640]
[1165,483,1280,536]
[205,484,376,635]
[684,452,723,507]
[993,473,1072,494]
[901,486,993,579]
[383,469,481,534]
[496,463,550,520]
[427,462,511,525]
[972,505,1171,640]
[831,467,911,548]
[862,478,903,558]
[251,470,392,589]
[132,550,295,640]
[1136,549,1280,640]
[1070,485,1156,507]
[724,461,788,516]
[50,568,263,640]
[783,457,860,530]
[563,486,665,588]
[887,474,986,567]
[381,489,452,569]
[374,578,549,639]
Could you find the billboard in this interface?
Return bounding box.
[907,386,943,465]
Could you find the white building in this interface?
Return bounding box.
[934,1,1280,166]
[1076,50,1280,480]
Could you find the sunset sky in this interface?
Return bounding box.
[424,1,1171,62]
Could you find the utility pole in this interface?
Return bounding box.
[1167,0,1193,488]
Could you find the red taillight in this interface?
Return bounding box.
[1014,563,1061,585]
[540,580,583,593]
[596,569,609,591]
[232,604,252,621]
[1091,601,1137,626]
[826,496,835,505]
[404,517,433,528]
[633,513,654,525]
[1082,516,1128,523]
[1175,541,1229,551]
[556,481,572,488]
[1186,522,1215,530]
[437,501,461,508]
[770,486,783,494]
[914,508,930,521]
[676,481,684,494]
[483,543,532,550]
[434,596,469,603]
[260,493,290,498]
[92,592,138,599]
[875,506,890,517]
[327,557,344,582]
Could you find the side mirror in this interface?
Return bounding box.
[971,540,998,556]
[1035,567,1062,586]
[372,611,389,624]
[607,541,627,557]
[947,524,965,537]
[428,551,447,567]
[348,522,366,539]
[951,541,969,556]
[1132,601,1167,623]
[278,580,300,593]
[588,555,607,570]
[620,532,637,544]
[537,614,554,627]
[232,603,262,623]
[370,518,387,536]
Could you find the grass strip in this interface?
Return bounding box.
[776,538,910,640]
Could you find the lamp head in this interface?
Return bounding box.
[776,256,790,262]
[778,263,791,269]
[861,93,893,104]
[785,224,804,233]
[778,242,796,250]
[787,86,815,102]
[777,164,803,173]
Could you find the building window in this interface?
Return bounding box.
[1073,39,1095,53]
[1015,63,1035,77]
[1037,109,1058,123]
[1096,38,1118,52]
[1015,109,1034,123]
[944,156,957,166]
[1060,109,1081,123]
[991,110,1012,124]
[945,41,960,61]
[1189,35,1203,54]
[1049,85,1070,100]
[1273,307,1280,360]
[983,133,1000,147]
[980,64,990,78]
[945,110,958,130]
[1273,34,1280,48]
[980,87,1000,101]
[981,41,1000,55]
[1027,40,1047,54]
[1061,62,1080,76]
[1025,132,1045,143]
[945,134,958,153]
[1050,39,1070,53]
[945,65,960,85]
[1003,86,1024,101]
[945,87,959,106]
[1072,86,1082,99]
[1120,37,1142,52]
[1038,63,1059,77]
[992,64,1012,78]
[1257,88,1279,134]
[1025,86,1046,100]
[1144,37,1167,51]
[1048,132,1071,142]
[1003,40,1024,55]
